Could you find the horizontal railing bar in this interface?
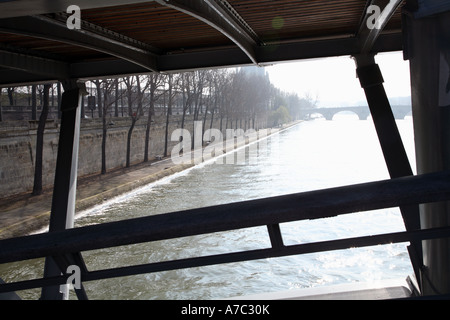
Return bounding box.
[0,274,68,295]
[1,226,450,295]
[82,226,450,282]
[1,170,450,265]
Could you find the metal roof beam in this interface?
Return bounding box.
[357,0,403,54]
[0,47,70,79]
[0,33,403,86]
[0,69,58,87]
[159,33,403,71]
[155,0,259,65]
[0,15,159,72]
[0,0,160,19]
[74,33,402,77]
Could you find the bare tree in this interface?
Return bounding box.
[202,77,213,139]
[191,70,207,148]
[286,92,302,120]
[303,91,319,109]
[245,69,272,129]
[31,85,37,120]
[123,76,135,117]
[7,87,14,106]
[229,69,246,129]
[143,73,165,162]
[32,83,51,195]
[94,80,103,119]
[179,72,195,131]
[99,79,121,174]
[125,75,150,168]
[163,73,179,158]
[56,83,62,119]
[123,76,138,168]
[217,70,232,131]
[208,69,229,133]
[114,78,119,117]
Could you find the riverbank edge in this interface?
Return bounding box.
[0,121,301,239]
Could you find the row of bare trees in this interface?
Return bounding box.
[87,67,281,175]
[0,83,62,122]
[1,67,311,196]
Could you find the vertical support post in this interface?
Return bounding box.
[267,224,284,250]
[353,53,423,288]
[41,80,86,300]
[403,8,450,296]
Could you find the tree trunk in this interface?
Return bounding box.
[127,75,143,166]
[95,80,103,119]
[181,88,187,131]
[127,86,133,117]
[114,79,119,117]
[202,89,211,140]
[209,96,217,132]
[163,105,171,158]
[144,110,152,162]
[164,81,173,158]
[101,116,107,174]
[80,94,85,119]
[126,118,136,168]
[32,84,50,195]
[57,83,62,119]
[7,87,14,106]
[144,87,154,163]
[31,85,37,120]
[100,79,116,174]
[50,84,54,107]
[202,111,208,142]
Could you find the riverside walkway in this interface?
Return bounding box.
[0,124,296,240]
[0,156,194,240]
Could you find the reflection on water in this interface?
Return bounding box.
[1,115,416,299]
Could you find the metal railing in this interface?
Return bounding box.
[1,170,450,299]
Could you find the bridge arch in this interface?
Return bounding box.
[302,107,370,120]
[301,105,411,121]
[305,112,327,120]
[332,111,361,120]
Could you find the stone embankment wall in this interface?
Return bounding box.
[0,115,265,198]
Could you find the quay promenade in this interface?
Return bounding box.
[0,123,298,239]
[0,156,193,239]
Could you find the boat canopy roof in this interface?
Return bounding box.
[0,0,405,86]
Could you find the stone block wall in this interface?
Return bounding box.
[0,114,248,198]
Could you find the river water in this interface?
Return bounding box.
[1,114,416,299]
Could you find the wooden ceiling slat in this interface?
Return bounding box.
[0,0,405,84]
[1,0,404,59]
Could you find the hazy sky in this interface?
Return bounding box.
[266,51,411,107]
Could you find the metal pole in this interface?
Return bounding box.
[41,80,86,300]
[353,53,423,287]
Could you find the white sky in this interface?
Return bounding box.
[265,51,411,107]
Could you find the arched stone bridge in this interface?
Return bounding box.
[300,105,412,120]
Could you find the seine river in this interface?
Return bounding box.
[1,113,416,299]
